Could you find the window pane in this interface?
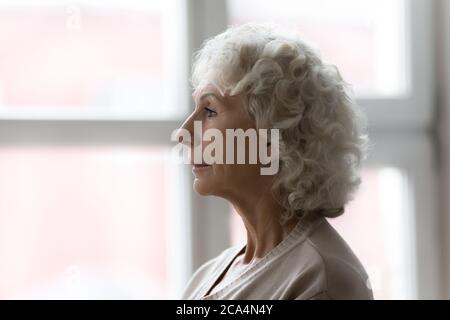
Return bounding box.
[226,0,408,98]
[0,146,175,299]
[229,167,415,299]
[0,0,183,117]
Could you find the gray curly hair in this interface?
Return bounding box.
[191,23,369,224]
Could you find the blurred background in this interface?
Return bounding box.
[0,0,449,299]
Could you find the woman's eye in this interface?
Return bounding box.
[205,107,217,118]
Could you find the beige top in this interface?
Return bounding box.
[181,216,374,300]
[208,250,262,295]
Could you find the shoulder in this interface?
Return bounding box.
[297,218,373,299]
[180,245,242,299]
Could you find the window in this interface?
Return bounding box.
[0,0,186,119]
[0,146,175,299]
[0,0,190,299]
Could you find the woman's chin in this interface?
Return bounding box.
[193,179,214,195]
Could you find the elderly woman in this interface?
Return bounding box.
[179,23,373,300]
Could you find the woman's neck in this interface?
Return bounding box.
[228,184,299,264]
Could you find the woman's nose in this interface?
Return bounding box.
[176,114,195,146]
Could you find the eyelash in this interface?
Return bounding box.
[204,107,217,118]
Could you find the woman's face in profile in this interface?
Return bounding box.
[180,84,265,199]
